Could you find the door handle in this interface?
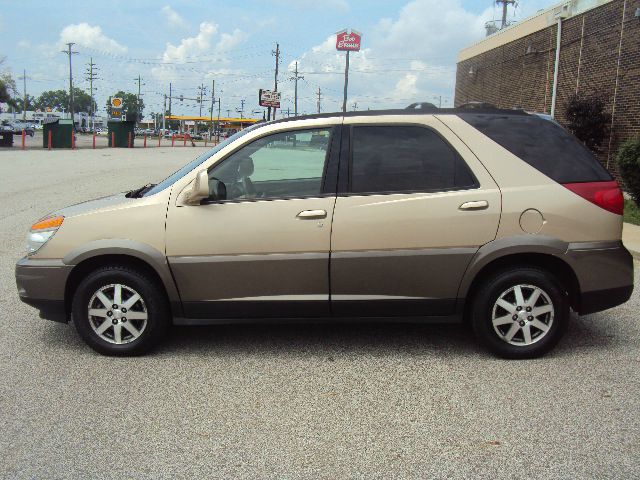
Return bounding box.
[296,209,327,219]
[459,200,489,211]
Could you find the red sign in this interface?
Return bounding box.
[336,29,362,51]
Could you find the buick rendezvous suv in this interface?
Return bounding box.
[15,107,633,358]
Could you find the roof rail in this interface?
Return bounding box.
[457,101,497,110]
[406,102,438,110]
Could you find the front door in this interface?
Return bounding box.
[330,119,501,317]
[166,126,338,319]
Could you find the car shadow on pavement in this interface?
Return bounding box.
[151,312,624,359]
[36,311,625,359]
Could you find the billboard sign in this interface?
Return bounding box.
[111,97,123,109]
[336,29,362,51]
[259,89,281,108]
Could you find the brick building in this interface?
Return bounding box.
[455,0,640,175]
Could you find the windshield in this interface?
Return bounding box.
[143,124,261,197]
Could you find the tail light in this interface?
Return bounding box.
[562,181,624,215]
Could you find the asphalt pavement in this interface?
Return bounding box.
[1,148,639,479]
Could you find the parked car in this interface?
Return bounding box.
[10,123,34,136]
[15,107,633,357]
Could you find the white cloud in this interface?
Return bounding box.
[59,23,127,54]
[17,40,31,49]
[216,29,249,52]
[284,0,498,111]
[161,22,217,63]
[161,5,188,28]
[272,0,349,12]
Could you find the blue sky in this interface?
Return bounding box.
[0,0,557,117]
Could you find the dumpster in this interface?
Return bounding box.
[108,120,135,148]
[0,131,13,147]
[42,119,73,148]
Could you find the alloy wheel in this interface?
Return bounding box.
[87,283,148,344]
[491,284,554,346]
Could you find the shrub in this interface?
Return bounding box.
[565,93,610,152]
[617,138,640,205]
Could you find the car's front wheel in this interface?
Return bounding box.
[72,265,169,356]
[471,267,569,359]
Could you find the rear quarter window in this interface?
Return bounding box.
[458,113,611,183]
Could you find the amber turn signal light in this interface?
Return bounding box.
[31,216,64,231]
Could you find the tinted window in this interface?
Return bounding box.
[350,126,476,193]
[459,113,611,183]
[209,128,331,200]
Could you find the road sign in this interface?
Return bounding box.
[336,29,362,51]
[259,89,281,108]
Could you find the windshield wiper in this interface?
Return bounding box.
[126,183,156,198]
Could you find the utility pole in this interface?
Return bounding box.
[168,82,172,125]
[18,69,28,122]
[134,74,144,124]
[289,61,304,117]
[162,94,167,133]
[195,82,206,134]
[352,101,358,111]
[238,99,245,120]
[269,42,280,121]
[496,0,516,29]
[217,98,221,143]
[226,109,231,117]
[316,87,322,114]
[209,79,215,139]
[86,58,98,131]
[62,42,78,124]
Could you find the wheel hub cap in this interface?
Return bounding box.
[491,284,554,346]
[87,283,148,345]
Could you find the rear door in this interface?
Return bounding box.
[330,116,501,317]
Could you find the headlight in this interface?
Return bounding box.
[27,215,64,255]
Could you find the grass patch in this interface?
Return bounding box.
[624,199,640,225]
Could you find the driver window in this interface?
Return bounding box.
[208,128,331,201]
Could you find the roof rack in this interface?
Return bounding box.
[405,102,438,110]
[267,105,528,125]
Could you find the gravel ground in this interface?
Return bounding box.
[1,149,639,479]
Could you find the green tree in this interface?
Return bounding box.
[565,93,610,152]
[14,94,36,113]
[34,89,69,111]
[0,72,18,111]
[106,91,144,120]
[34,88,93,113]
[617,139,640,206]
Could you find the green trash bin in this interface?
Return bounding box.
[108,120,135,148]
[42,119,73,148]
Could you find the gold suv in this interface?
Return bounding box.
[15,108,633,358]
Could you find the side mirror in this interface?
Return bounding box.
[209,177,227,201]
[184,169,210,205]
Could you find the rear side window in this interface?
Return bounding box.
[350,126,477,194]
[459,113,611,183]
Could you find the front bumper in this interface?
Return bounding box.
[566,241,634,315]
[15,257,72,323]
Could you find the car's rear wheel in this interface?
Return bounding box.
[72,266,169,356]
[470,267,569,359]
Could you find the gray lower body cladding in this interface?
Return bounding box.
[15,241,633,323]
[15,257,72,322]
[565,241,634,314]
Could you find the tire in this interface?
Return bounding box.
[72,265,170,356]
[470,267,569,359]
